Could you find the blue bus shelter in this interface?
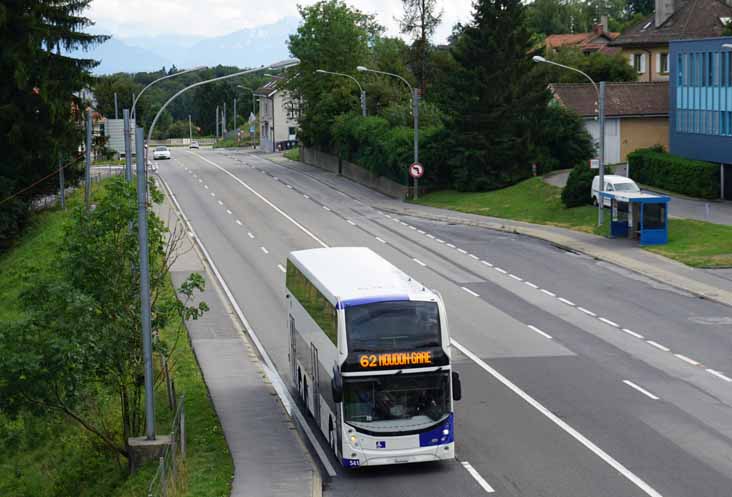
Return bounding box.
[601,191,671,246]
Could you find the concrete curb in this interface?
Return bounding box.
[379,205,732,309]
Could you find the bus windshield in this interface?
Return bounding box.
[345,301,440,351]
[343,372,450,433]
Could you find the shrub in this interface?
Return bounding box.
[561,163,614,207]
[628,148,720,199]
[531,106,595,175]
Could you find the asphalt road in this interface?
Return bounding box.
[158,148,732,497]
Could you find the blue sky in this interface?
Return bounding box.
[87,0,473,44]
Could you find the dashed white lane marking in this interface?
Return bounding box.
[461,287,480,297]
[417,229,426,234]
[413,258,427,267]
[481,260,494,267]
[384,214,392,218]
[623,380,660,400]
[461,461,495,494]
[457,248,468,254]
[436,238,445,244]
[646,340,670,352]
[599,317,619,328]
[210,192,216,197]
[706,369,732,382]
[393,218,400,223]
[303,194,310,199]
[204,185,209,189]
[409,225,417,230]
[198,179,203,183]
[260,247,269,254]
[622,328,644,339]
[273,176,278,180]
[322,206,331,211]
[447,243,456,248]
[495,267,508,274]
[509,274,523,282]
[217,200,223,206]
[375,237,386,244]
[528,325,553,340]
[226,209,232,215]
[347,220,356,226]
[674,354,700,366]
[450,339,664,497]
[426,234,435,239]
[541,289,556,297]
[525,281,538,289]
[247,232,255,239]
[400,221,408,226]
[558,297,575,306]
[236,220,243,226]
[277,264,286,273]
[577,306,596,317]
[469,254,480,260]
[286,184,293,189]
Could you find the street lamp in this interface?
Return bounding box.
[533,55,606,226]
[357,65,420,198]
[315,69,367,117]
[131,65,207,119]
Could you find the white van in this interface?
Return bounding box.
[591,175,640,207]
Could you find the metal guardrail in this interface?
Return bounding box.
[146,396,186,497]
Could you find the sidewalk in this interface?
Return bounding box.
[544,167,732,225]
[262,152,732,308]
[160,192,319,497]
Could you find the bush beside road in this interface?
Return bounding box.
[415,177,732,268]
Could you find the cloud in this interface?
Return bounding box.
[87,0,473,43]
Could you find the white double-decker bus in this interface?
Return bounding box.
[286,247,461,468]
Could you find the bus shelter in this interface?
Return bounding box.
[601,191,670,246]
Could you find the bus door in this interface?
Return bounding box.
[289,316,297,384]
[311,344,320,421]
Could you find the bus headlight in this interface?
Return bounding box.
[350,435,359,447]
[442,429,450,436]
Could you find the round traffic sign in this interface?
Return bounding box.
[409,163,424,179]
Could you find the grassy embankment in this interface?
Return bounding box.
[0,185,232,497]
[415,177,732,268]
[283,147,300,162]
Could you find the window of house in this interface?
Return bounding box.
[285,101,301,120]
[659,53,669,74]
[633,53,645,73]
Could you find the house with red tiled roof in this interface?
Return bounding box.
[610,0,732,82]
[545,16,621,55]
[550,82,669,163]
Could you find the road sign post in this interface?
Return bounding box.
[409,162,424,200]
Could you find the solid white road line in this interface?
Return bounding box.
[646,340,670,352]
[706,369,732,382]
[450,339,664,497]
[260,247,269,254]
[599,317,619,328]
[558,297,575,306]
[495,267,508,274]
[461,287,480,297]
[509,274,523,282]
[674,353,700,366]
[578,306,596,317]
[247,232,255,239]
[236,220,243,226]
[413,258,427,267]
[622,328,644,339]
[528,325,553,340]
[481,260,494,267]
[541,289,557,297]
[524,281,538,289]
[623,380,660,400]
[277,264,286,273]
[191,152,327,248]
[461,461,495,494]
[375,237,386,244]
[156,175,337,477]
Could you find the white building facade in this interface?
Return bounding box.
[256,79,300,153]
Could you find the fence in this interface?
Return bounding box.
[146,395,186,497]
[31,166,125,211]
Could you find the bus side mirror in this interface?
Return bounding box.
[332,367,343,403]
[452,371,462,401]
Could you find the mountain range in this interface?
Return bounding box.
[80,17,299,74]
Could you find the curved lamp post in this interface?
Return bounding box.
[357,65,419,198]
[533,55,606,226]
[316,69,367,117]
[237,85,257,146]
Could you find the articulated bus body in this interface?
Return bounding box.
[286,247,461,468]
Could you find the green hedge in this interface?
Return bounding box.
[628,148,720,199]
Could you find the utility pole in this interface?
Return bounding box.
[223,102,227,134]
[413,87,420,200]
[84,108,92,209]
[135,126,156,441]
[215,105,219,141]
[114,93,119,119]
[123,109,132,182]
[189,114,193,143]
[598,81,606,226]
[234,98,237,137]
[58,154,65,209]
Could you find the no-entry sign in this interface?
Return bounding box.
[409,162,424,179]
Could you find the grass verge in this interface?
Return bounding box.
[415,177,732,268]
[0,183,232,497]
[283,147,300,162]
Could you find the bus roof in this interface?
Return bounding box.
[288,247,436,308]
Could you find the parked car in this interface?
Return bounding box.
[189,141,199,149]
[152,146,171,160]
[591,175,640,207]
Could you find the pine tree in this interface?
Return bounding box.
[448,0,549,191]
[0,0,107,248]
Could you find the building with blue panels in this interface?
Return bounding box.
[669,37,732,199]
